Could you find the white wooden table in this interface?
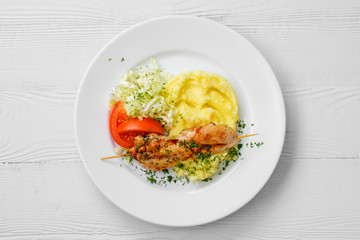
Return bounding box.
[1,0,360,239]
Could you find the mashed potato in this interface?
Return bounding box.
[163,71,239,181]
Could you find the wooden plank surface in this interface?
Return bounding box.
[1,0,360,239]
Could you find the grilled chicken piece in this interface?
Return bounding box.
[128,123,241,171]
[129,134,193,171]
[177,123,239,145]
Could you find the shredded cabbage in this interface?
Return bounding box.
[111,58,174,131]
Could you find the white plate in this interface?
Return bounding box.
[75,16,286,227]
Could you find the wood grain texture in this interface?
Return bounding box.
[1,0,360,239]
[1,0,360,92]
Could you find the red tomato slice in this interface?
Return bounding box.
[116,117,164,135]
[109,101,135,148]
[109,101,165,148]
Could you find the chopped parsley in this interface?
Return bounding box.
[246,142,264,148]
[236,120,246,134]
[167,175,173,182]
[202,177,213,182]
[147,177,157,184]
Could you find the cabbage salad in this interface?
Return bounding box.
[110,58,175,132]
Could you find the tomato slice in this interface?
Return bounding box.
[116,117,164,135]
[109,101,165,148]
[109,101,135,148]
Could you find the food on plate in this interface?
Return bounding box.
[102,123,257,171]
[104,59,257,182]
[117,117,164,135]
[129,123,242,171]
[109,100,165,148]
[163,71,238,138]
[162,71,240,180]
[110,58,174,131]
[177,122,239,146]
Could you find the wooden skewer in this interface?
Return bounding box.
[101,133,259,160]
[237,133,258,139]
[101,154,127,160]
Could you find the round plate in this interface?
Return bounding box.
[75,16,286,227]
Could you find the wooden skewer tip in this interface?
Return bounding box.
[100,154,127,160]
[237,133,259,139]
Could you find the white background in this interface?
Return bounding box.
[1,0,360,239]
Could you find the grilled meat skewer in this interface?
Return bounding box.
[128,123,241,171]
[101,123,257,171]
